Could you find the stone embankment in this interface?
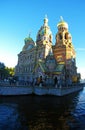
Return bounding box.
[0,82,84,96]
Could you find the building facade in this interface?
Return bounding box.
[15,16,79,85]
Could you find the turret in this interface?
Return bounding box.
[36,16,52,46]
[56,16,73,47]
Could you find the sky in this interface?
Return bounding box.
[0,0,85,79]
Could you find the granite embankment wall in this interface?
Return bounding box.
[0,86,32,95]
[0,83,84,96]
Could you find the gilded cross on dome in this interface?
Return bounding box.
[28,31,31,38]
[60,16,63,21]
[44,14,48,26]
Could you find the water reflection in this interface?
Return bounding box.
[0,104,21,130]
[0,88,85,130]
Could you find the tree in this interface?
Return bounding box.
[5,67,15,77]
[0,62,15,80]
[0,62,5,79]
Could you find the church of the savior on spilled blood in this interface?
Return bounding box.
[15,16,80,85]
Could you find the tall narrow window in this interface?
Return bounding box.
[59,34,62,40]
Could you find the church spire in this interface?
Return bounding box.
[36,16,52,45]
[28,31,31,38]
[60,16,64,21]
[44,15,48,26]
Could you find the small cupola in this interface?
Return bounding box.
[22,34,35,51]
[57,16,68,30]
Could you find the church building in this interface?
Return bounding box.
[15,16,79,85]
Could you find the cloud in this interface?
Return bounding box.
[76,48,85,51]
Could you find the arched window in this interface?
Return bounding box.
[65,32,68,39]
[59,34,62,40]
[38,34,40,41]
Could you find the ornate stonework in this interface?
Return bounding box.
[15,17,79,83]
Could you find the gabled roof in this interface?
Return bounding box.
[39,61,46,72]
[53,63,65,74]
[56,63,65,72]
[33,60,65,75]
[32,59,46,73]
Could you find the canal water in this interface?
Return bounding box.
[0,87,85,130]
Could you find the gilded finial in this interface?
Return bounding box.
[60,16,63,21]
[57,16,68,29]
[44,14,48,25]
[29,31,31,38]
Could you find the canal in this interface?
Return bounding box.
[0,87,85,130]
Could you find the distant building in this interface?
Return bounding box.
[15,16,80,84]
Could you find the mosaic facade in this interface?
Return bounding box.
[15,16,79,84]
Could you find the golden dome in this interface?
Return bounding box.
[57,16,68,29]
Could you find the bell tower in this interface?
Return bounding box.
[53,17,76,62]
[53,17,77,78]
[36,16,53,60]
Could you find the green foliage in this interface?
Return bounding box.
[0,62,5,69]
[0,62,15,79]
[5,67,15,77]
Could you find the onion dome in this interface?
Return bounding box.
[36,16,52,42]
[24,37,34,44]
[22,34,35,51]
[57,16,68,29]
